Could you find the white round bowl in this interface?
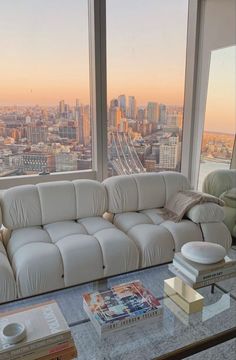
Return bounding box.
[181,241,226,264]
[1,322,26,345]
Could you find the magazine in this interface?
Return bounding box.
[83,280,162,335]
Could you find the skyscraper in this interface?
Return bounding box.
[128,96,137,119]
[59,100,65,115]
[118,95,126,115]
[159,104,166,124]
[147,102,158,123]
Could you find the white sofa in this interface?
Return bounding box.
[103,172,232,267]
[0,180,139,303]
[0,172,232,303]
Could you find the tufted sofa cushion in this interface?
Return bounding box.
[1,180,139,299]
[103,172,232,268]
[103,172,190,214]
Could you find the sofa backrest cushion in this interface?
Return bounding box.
[103,172,191,214]
[1,180,108,229]
[73,179,107,218]
[161,172,190,204]
[1,185,42,229]
[37,181,76,225]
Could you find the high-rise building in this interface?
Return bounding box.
[159,104,166,124]
[82,105,91,146]
[147,102,158,124]
[118,95,126,115]
[166,112,178,127]
[109,107,121,128]
[59,100,65,115]
[26,125,48,144]
[159,134,179,169]
[128,96,137,119]
[137,107,146,121]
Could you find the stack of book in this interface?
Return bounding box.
[169,253,236,288]
[0,301,77,360]
[83,280,162,336]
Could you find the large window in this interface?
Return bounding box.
[106,0,189,176]
[0,0,91,177]
[198,46,236,190]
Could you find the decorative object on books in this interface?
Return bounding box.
[164,277,204,314]
[1,322,26,345]
[169,252,236,289]
[0,301,77,360]
[83,280,162,336]
[181,241,226,264]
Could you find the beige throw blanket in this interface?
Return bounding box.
[159,190,224,223]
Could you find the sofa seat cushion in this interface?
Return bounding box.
[7,217,139,297]
[114,212,152,233]
[56,234,104,286]
[0,241,17,303]
[44,221,87,243]
[77,217,114,235]
[7,227,51,261]
[160,220,202,252]
[127,224,174,267]
[114,211,203,267]
[140,209,166,225]
[93,228,139,277]
[11,242,64,298]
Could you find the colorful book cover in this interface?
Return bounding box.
[83,280,161,328]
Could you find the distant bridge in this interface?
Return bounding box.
[108,132,145,175]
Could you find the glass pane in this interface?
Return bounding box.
[0,0,91,177]
[198,46,236,190]
[106,0,188,176]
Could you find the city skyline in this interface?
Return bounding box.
[0,0,235,134]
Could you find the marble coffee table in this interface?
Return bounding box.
[0,249,236,360]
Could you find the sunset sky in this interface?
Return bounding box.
[0,0,235,134]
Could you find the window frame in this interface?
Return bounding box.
[0,0,202,189]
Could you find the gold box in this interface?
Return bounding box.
[164,277,204,314]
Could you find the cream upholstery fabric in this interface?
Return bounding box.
[0,241,17,303]
[103,175,138,213]
[56,234,104,286]
[133,173,166,210]
[114,214,202,266]
[103,172,191,213]
[12,242,64,298]
[78,217,114,235]
[127,224,174,267]
[1,185,42,229]
[7,227,51,261]
[93,228,139,277]
[44,221,87,243]
[6,215,139,298]
[73,180,107,218]
[186,203,225,223]
[0,174,232,302]
[200,222,232,249]
[37,181,76,225]
[114,212,152,233]
[161,172,190,204]
[161,220,202,252]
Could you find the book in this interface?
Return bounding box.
[174,253,236,276]
[0,301,73,360]
[169,264,236,289]
[173,258,236,282]
[20,341,75,360]
[83,280,162,336]
[33,344,77,360]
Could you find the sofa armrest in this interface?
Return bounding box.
[0,241,17,303]
[186,202,225,223]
